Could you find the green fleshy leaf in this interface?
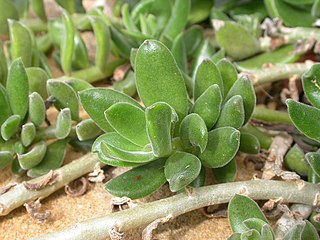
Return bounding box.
[213,20,260,60]
[135,40,188,121]
[284,144,309,176]
[79,88,142,132]
[97,147,142,167]
[0,84,12,125]
[215,95,245,129]
[217,59,238,96]
[243,218,268,233]
[60,10,74,75]
[65,78,93,92]
[224,75,256,125]
[21,122,36,147]
[191,84,222,129]
[188,166,206,188]
[261,224,275,240]
[27,139,69,178]
[179,113,208,153]
[105,159,166,199]
[308,212,320,231]
[105,102,149,147]
[199,127,240,168]
[239,132,260,155]
[1,115,21,140]
[283,221,305,240]
[183,25,204,58]
[47,79,79,121]
[113,70,136,97]
[211,48,226,64]
[145,102,178,157]
[228,194,267,233]
[0,151,14,169]
[191,39,215,74]
[55,108,72,139]
[212,158,237,183]
[306,152,320,177]
[29,92,45,127]
[287,99,320,142]
[193,59,223,100]
[7,58,29,120]
[0,41,8,86]
[171,32,187,73]
[26,67,49,99]
[228,233,241,240]
[301,220,319,240]
[76,119,101,141]
[240,229,261,240]
[301,63,320,109]
[237,45,300,71]
[72,31,90,70]
[0,0,19,36]
[8,20,32,67]
[164,151,201,192]
[18,141,47,170]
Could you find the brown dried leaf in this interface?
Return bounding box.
[24,199,51,223]
[142,215,172,240]
[23,170,59,191]
[0,182,17,195]
[65,177,88,197]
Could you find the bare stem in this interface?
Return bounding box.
[0,152,101,216]
[247,61,314,86]
[252,107,293,125]
[32,180,320,240]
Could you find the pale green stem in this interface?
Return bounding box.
[0,152,102,216]
[34,126,76,142]
[248,61,314,86]
[32,180,320,240]
[252,107,293,125]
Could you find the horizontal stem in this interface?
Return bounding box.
[252,107,293,125]
[32,180,320,240]
[0,152,101,216]
[34,126,76,142]
[248,62,313,86]
[281,27,320,44]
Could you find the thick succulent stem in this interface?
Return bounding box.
[32,180,320,240]
[248,61,314,86]
[252,107,293,125]
[0,152,101,216]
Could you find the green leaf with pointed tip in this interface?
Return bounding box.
[301,220,319,240]
[243,218,268,233]
[29,92,45,127]
[0,151,14,169]
[283,221,305,240]
[60,10,74,75]
[191,40,215,74]
[21,122,36,147]
[105,102,149,147]
[65,78,93,92]
[215,95,245,129]
[0,84,11,125]
[7,58,29,120]
[261,224,275,240]
[0,41,8,86]
[135,40,188,121]
[165,151,201,192]
[287,99,320,142]
[191,84,222,129]
[1,115,21,140]
[9,20,32,67]
[180,113,208,153]
[80,88,142,133]
[183,25,204,58]
[0,0,19,37]
[225,75,256,125]
[18,141,47,170]
[217,59,238,96]
[239,132,260,154]
[130,48,137,69]
[284,144,309,176]
[26,67,49,99]
[105,159,166,199]
[27,139,69,178]
[55,108,71,139]
[72,31,90,70]
[213,20,260,60]
[229,194,268,233]
[212,158,237,183]
[14,141,25,154]
[240,229,261,240]
[212,48,226,64]
[237,45,300,71]
[199,127,240,168]
[145,102,178,157]
[193,59,223,100]
[301,63,320,109]
[47,79,79,121]
[11,158,23,175]
[171,32,187,74]
[162,0,190,41]
[306,152,320,177]
[76,119,101,141]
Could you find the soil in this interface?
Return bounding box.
[0,1,265,239]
